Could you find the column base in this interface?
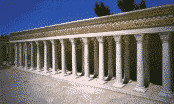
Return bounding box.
[18,66,23,70]
[52,71,58,75]
[134,86,147,93]
[81,76,91,81]
[159,89,174,98]
[24,67,28,70]
[70,74,79,79]
[113,82,125,88]
[61,73,67,76]
[30,67,34,71]
[96,79,106,84]
[44,70,48,73]
[36,68,41,72]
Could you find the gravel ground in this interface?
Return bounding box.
[0,67,167,104]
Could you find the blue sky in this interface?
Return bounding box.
[0,0,173,35]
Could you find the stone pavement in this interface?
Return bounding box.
[0,67,172,104]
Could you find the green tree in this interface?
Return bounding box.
[0,34,9,41]
[117,0,146,12]
[94,1,111,17]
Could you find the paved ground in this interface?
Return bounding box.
[0,66,172,104]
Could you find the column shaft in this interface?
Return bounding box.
[15,43,18,67]
[70,38,78,77]
[51,40,57,74]
[134,34,146,92]
[97,37,105,81]
[24,42,28,70]
[82,38,90,78]
[36,41,41,71]
[19,43,23,66]
[43,41,48,73]
[159,33,173,97]
[113,36,125,87]
[60,39,66,75]
[30,42,34,70]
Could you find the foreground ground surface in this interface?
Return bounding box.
[0,67,171,104]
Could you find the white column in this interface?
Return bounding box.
[24,42,28,70]
[43,41,48,73]
[19,43,23,67]
[82,38,90,79]
[134,34,146,92]
[113,36,125,87]
[30,42,34,70]
[14,43,18,67]
[50,40,57,74]
[8,44,12,65]
[36,41,41,71]
[97,37,105,83]
[60,39,66,75]
[70,38,78,77]
[159,33,173,97]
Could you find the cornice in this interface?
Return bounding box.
[9,4,174,41]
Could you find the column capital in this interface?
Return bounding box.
[14,43,18,46]
[113,35,121,43]
[43,40,48,45]
[159,32,170,43]
[35,41,39,44]
[134,34,144,42]
[50,40,56,44]
[29,41,33,44]
[59,39,64,44]
[82,37,88,45]
[19,43,22,46]
[24,42,28,46]
[97,37,103,43]
[69,38,76,44]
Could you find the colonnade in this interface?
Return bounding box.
[12,32,173,97]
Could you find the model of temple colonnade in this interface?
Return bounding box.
[5,4,174,98]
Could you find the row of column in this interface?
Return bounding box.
[13,33,173,97]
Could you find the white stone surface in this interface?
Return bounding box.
[134,34,146,92]
[113,36,125,88]
[159,33,173,98]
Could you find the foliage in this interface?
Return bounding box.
[117,0,146,12]
[94,1,111,17]
[0,34,9,41]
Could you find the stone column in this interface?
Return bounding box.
[24,42,28,70]
[81,43,84,76]
[97,37,105,83]
[113,36,125,87]
[50,40,58,74]
[82,37,90,79]
[107,37,113,80]
[159,33,173,97]
[43,41,48,73]
[93,38,99,78]
[36,41,41,71]
[134,34,146,92]
[19,43,23,67]
[14,43,18,67]
[60,39,66,75]
[8,44,12,65]
[30,42,34,70]
[70,38,78,77]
